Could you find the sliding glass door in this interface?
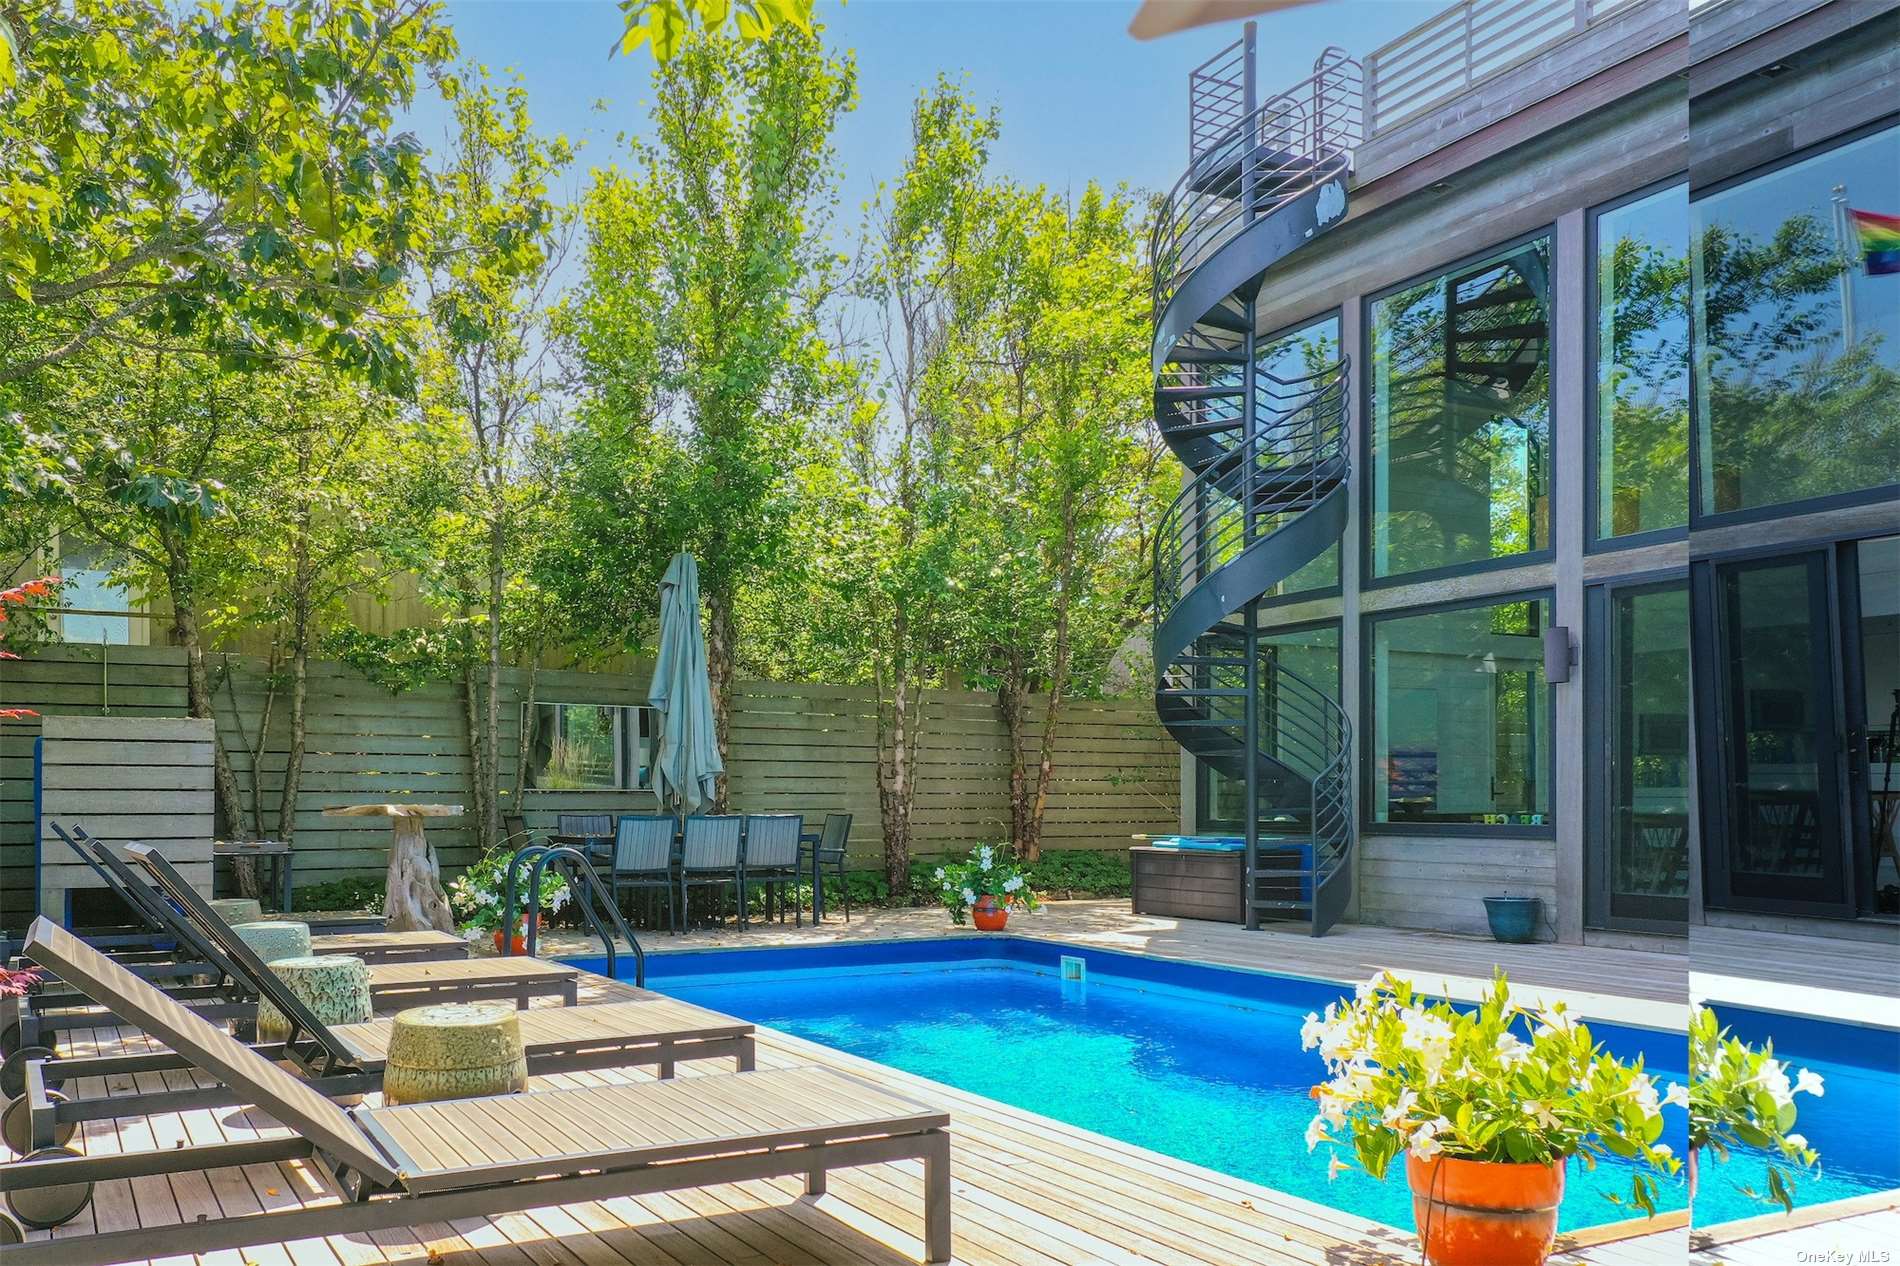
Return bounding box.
[1586,577,1690,932]
[1697,551,1854,917]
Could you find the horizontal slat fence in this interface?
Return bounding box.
[1,644,1178,931]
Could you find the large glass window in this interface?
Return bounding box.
[1258,316,1340,597]
[1598,582,1690,927]
[1369,236,1553,579]
[1199,622,1339,831]
[1594,184,1690,541]
[1368,595,1551,827]
[524,703,656,792]
[1693,125,1900,517]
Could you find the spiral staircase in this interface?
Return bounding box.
[1149,29,1362,935]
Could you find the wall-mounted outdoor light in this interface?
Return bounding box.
[1543,625,1575,684]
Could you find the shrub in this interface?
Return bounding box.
[291,875,385,913]
[1027,849,1132,898]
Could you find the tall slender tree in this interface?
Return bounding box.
[564,25,854,793]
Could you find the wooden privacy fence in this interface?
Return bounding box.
[0,643,1179,929]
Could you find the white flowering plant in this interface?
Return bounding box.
[934,844,1040,925]
[1303,971,1681,1215]
[1688,1004,1822,1212]
[449,845,570,937]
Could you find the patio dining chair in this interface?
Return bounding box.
[555,812,617,867]
[678,814,744,930]
[798,812,854,926]
[612,814,679,934]
[740,814,803,926]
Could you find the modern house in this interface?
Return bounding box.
[1157,0,1899,945]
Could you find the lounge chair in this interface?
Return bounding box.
[6,918,757,1153]
[1,917,953,1266]
[45,823,463,964]
[122,843,582,1008]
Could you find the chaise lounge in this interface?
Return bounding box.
[1,918,954,1266]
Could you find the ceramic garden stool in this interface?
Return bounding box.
[381,1002,529,1105]
[231,920,311,964]
[254,954,371,1043]
[208,897,263,924]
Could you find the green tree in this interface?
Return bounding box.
[947,182,1164,860]
[616,0,813,61]
[409,66,574,925]
[0,0,454,396]
[565,25,854,790]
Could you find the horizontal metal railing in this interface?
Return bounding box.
[1150,48,1362,331]
[1364,0,1642,136]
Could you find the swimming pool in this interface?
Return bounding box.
[569,937,1897,1232]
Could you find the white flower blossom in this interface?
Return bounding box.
[1664,1082,1690,1109]
[961,887,977,905]
[1783,1133,1807,1152]
[1408,1116,1450,1160]
[1381,1089,1418,1127]
[1756,1058,1795,1108]
[1630,1073,1660,1116]
[1304,1117,1331,1152]
[1794,1069,1825,1098]
[1003,875,1023,893]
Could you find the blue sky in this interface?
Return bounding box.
[411,0,1447,228]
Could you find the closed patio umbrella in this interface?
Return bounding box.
[648,551,724,815]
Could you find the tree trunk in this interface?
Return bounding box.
[1020,513,1081,864]
[278,606,310,848]
[998,656,1032,853]
[168,557,257,893]
[877,662,922,895]
[461,656,493,855]
[246,639,281,839]
[384,816,457,932]
[514,637,543,803]
[483,518,505,846]
[704,587,736,811]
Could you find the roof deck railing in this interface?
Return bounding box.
[1364,0,1641,135]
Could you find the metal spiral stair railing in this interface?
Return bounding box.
[1149,30,1362,935]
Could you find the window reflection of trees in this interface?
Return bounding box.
[1372,239,1552,577]
[1694,127,1900,515]
[1598,186,1690,538]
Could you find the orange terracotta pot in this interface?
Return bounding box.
[971,895,1009,932]
[493,927,527,956]
[1406,1153,1564,1266]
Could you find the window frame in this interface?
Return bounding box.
[1688,114,1900,531]
[1194,615,1342,833]
[1359,587,1560,839]
[1585,175,1692,555]
[1360,225,1560,591]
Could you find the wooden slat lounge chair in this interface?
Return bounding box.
[42,822,463,966]
[2,918,954,1266]
[10,975,756,1154]
[11,846,582,1056]
[122,844,582,1008]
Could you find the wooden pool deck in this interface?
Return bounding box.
[12,966,1690,1266]
[13,903,1892,1266]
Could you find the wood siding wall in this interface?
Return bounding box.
[0,645,1178,931]
[1357,834,1557,939]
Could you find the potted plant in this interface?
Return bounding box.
[1687,1004,1822,1212]
[934,844,1039,931]
[1482,895,1542,944]
[449,846,569,953]
[1303,971,1679,1266]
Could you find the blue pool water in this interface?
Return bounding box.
[572,938,1898,1232]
